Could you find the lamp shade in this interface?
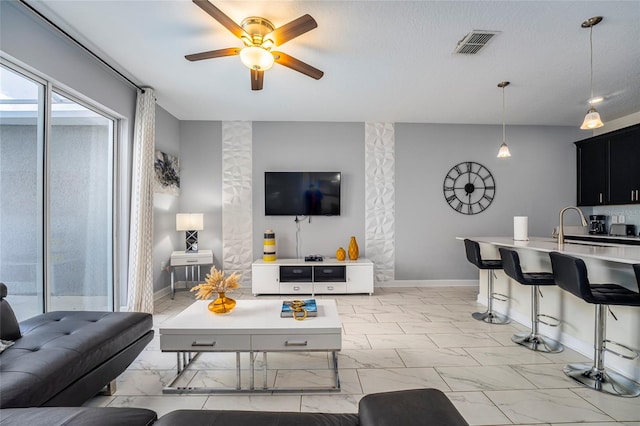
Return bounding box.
[497,142,511,158]
[176,213,204,231]
[240,46,274,71]
[580,107,604,130]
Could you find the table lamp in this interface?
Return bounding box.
[176,213,204,253]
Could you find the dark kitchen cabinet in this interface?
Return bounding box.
[576,135,608,206]
[609,126,640,204]
[575,123,640,207]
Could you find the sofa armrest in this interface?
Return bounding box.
[358,389,468,426]
[0,407,157,426]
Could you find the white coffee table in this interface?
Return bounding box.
[160,299,342,393]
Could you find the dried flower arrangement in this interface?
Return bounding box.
[190,266,241,300]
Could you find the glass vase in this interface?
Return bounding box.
[208,292,236,314]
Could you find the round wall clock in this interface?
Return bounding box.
[443,161,495,215]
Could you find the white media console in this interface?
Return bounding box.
[252,258,374,295]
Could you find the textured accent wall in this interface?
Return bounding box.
[365,122,395,283]
[222,121,253,284]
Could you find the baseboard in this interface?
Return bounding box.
[376,279,478,288]
[154,286,171,300]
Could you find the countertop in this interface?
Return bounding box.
[462,236,640,264]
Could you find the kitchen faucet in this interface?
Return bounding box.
[558,206,588,245]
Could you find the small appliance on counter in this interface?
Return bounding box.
[588,215,608,235]
[609,224,636,237]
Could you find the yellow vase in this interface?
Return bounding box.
[263,229,276,262]
[348,236,359,260]
[336,247,346,261]
[208,292,236,314]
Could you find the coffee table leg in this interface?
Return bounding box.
[263,352,268,389]
[165,351,201,391]
[236,352,241,390]
[170,267,175,299]
[249,351,254,390]
[332,351,340,390]
[176,352,191,374]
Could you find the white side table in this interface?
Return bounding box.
[170,250,213,299]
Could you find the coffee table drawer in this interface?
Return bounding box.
[252,333,341,351]
[161,334,251,351]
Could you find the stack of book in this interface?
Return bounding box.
[281,299,317,318]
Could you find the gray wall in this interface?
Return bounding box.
[395,123,583,280]
[252,122,365,259]
[152,106,180,292]
[178,121,223,270]
[169,119,585,284]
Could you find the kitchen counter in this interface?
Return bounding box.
[459,236,640,382]
[468,236,640,264]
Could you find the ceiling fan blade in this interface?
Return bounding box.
[192,0,249,40]
[272,51,324,80]
[251,69,264,91]
[185,47,240,61]
[266,14,317,46]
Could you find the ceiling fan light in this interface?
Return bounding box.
[497,142,511,158]
[580,107,604,129]
[240,46,274,71]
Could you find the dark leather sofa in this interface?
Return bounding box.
[0,388,469,425]
[0,282,154,408]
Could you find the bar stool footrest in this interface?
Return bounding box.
[511,332,563,353]
[536,313,561,327]
[603,339,640,361]
[491,292,509,302]
[563,363,640,397]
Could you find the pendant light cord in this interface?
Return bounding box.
[589,24,594,102]
[502,85,506,143]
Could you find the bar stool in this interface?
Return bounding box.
[499,248,563,353]
[549,252,640,397]
[464,239,509,324]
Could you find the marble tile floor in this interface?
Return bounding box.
[84,286,640,425]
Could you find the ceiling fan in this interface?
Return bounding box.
[185,0,324,90]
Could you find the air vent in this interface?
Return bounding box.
[453,30,500,54]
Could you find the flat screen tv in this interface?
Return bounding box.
[265,172,341,216]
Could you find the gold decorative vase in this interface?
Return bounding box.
[208,292,236,314]
[336,247,346,261]
[348,236,359,260]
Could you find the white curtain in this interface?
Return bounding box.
[127,88,155,313]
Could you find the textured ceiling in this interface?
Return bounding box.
[28,1,640,126]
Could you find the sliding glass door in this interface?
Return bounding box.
[0,62,116,319]
[0,65,45,320]
[49,92,114,311]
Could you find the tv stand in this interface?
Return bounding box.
[252,258,374,296]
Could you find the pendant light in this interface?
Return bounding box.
[496,81,511,158]
[580,16,604,130]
